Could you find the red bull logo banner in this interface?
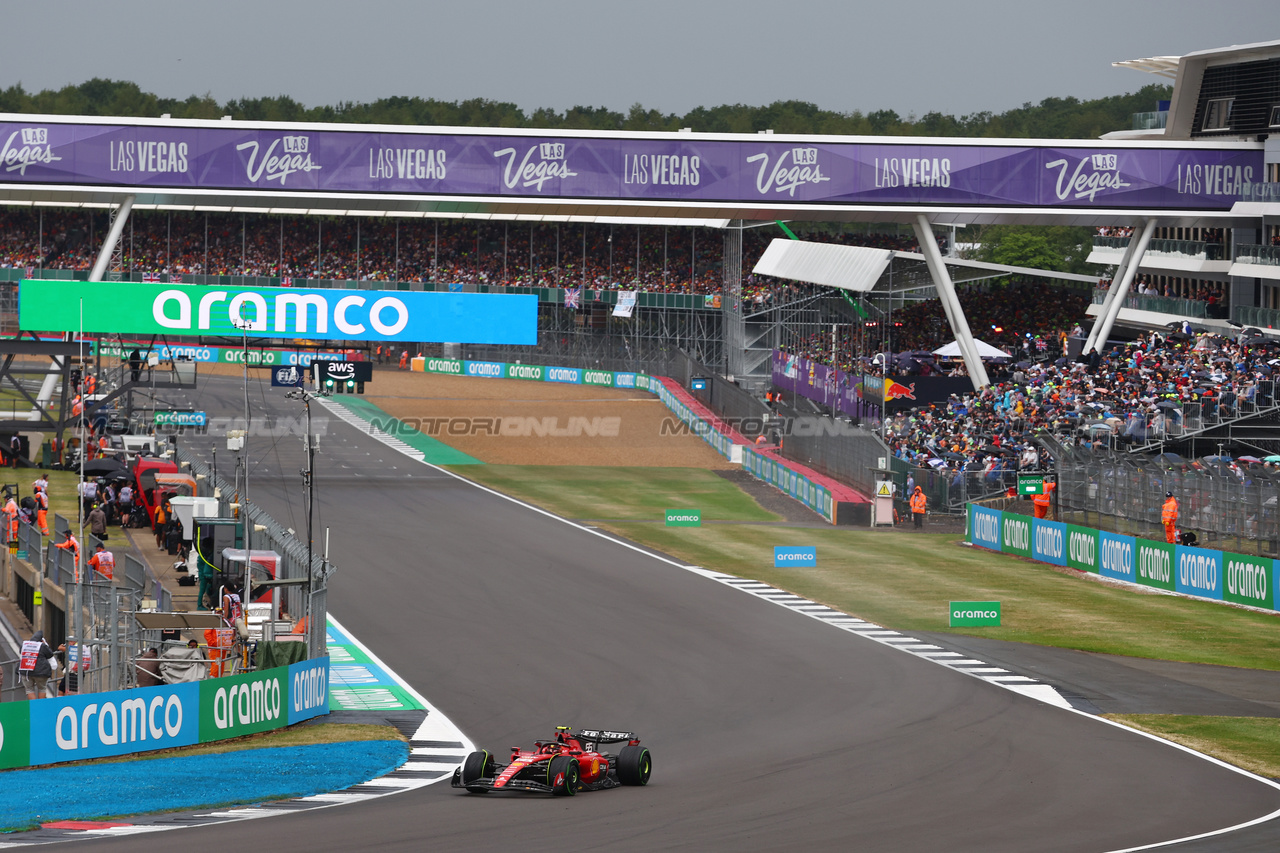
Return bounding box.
[771,352,970,419]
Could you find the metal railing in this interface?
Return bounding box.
[1091,236,1224,261]
[1056,446,1280,557]
[1090,288,1208,319]
[1234,244,1280,267]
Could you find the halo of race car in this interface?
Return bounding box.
[453,727,652,796]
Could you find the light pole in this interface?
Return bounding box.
[286,383,326,627]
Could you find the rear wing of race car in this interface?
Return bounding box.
[576,729,638,745]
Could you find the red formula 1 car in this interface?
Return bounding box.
[452,726,652,796]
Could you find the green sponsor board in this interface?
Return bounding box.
[423,357,464,375]
[1135,539,1176,591]
[583,369,614,387]
[949,601,1001,627]
[199,668,288,742]
[665,509,701,527]
[0,702,30,770]
[1065,525,1099,573]
[1000,514,1033,558]
[329,685,421,712]
[1017,474,1044,495]
[505,363,544,381]
[1224,552,1273,609]
[219,348,282,365]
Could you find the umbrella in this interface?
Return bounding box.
[1157,452,1184,463]
[1155,400,1181,410]
[1239,455,1263,463]
[1265,455,1280,463]
[81,459,128,477]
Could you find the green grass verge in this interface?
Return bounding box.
[449,463,1280,776]
[1105,715,1280,779]
[460,465,780,523]
[450,464,1280,671]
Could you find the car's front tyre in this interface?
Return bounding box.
[548,755,580,796]
[460,750,494,793]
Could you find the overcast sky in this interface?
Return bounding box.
[4,1,1276,120]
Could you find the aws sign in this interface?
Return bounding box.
[19,280,536,345]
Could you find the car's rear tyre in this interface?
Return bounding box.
[617,745,651,786]
[548,755,579,796]
[461,750,494,793]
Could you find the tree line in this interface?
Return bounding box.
[0,79,1171,140]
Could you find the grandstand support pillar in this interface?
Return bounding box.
[1084,219,1144,354]
[88,195,135,282]
[1090,218,1157,356]
[723,221,745,377]
[912,215,989,389]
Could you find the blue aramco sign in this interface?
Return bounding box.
[774,546,817,567]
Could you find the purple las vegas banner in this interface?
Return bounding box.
[0,118,1263,210]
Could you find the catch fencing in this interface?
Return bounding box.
[1051,447,1280,558]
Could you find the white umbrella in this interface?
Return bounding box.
[932,339,1013,359]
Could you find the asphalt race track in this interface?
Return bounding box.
[70,372,1280,852]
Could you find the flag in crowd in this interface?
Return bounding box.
[564,287,581,309]
[142,273,160,282]
[24,266,34,277]
[170,274,182,283]
[280,276,293,287]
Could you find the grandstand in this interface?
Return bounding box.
[2,38,1280,529]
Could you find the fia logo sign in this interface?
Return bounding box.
[236,135,322,185]
[494,142,578,192]
[271,366,302,387]
[1,127,62,176]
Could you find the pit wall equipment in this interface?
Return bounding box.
[0,658,329,771]
[967,504,1274,612]
[410,357,862,523]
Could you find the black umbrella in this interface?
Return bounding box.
[1155,400,1181,410]
[81,459,128,477]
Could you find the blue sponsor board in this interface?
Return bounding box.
[545,366,583,384]
[464,360,505,378]
[288,657,331,725]
[1098,530,1135,582]
[969,504,1002,551]
[615,372,637,388]
[1175,544,1224,600]
[1031,519,1067,566]
[775,546,817,567]
[29,682,199,765]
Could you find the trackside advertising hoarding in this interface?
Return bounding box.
[19,280,537,345]
[967,504,1280,616]
[0,119,1261,211]
[14,658,329,769]
[1031,519,1066,566]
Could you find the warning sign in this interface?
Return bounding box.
[875,482,893,498]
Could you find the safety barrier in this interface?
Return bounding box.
[411,357,849,523]
[0,657,328,771]
[967,504,1276,612]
